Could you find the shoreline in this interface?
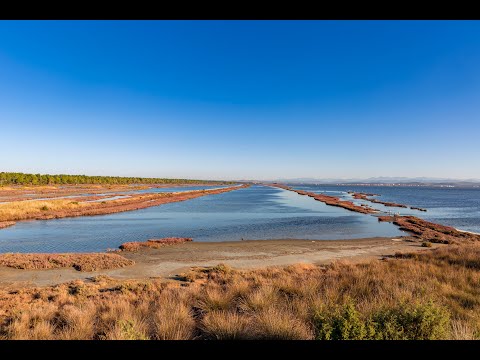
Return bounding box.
[0,236,432,288]
[455,228,480,236]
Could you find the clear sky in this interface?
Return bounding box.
[1,20,479,180]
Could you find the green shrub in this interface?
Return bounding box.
[40,206,49,211]
[369,301,450,340]
[118,320,148,340]
[313,301,372,340]
[312,300,450,340]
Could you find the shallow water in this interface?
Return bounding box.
[290,185,480,234]
[0,185,403,253]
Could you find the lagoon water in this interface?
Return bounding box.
[0,185,403,253]
[291,184,480,234]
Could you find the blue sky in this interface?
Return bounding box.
[1,20,479,180]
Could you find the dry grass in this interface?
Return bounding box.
[0,253,134,271]
[1,244,480,339]
[0,199,87,222]
[200,311,252,339]
[119,238,193,252]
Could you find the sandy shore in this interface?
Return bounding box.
[0,237,436,288]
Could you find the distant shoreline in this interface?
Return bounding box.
[455,228,480,236]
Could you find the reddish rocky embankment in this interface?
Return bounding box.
[270,184,377,214]
[351,192,408,208]
[0,221,15,230]
[350,192,427,212]
[410,206,428,212]
[378,215,480,244]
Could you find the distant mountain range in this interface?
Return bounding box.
[237,177,480,187]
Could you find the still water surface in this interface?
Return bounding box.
[0,185,403,253]
[290,185,480,234]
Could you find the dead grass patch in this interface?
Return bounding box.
[0,253,134,271]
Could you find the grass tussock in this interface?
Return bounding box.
[119,238,193,252]
[0,253,134,271]
[2,245,480,340]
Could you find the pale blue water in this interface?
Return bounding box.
[0,185,403,253]
[290,184,480,234]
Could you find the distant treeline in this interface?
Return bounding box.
[0,172,233,186]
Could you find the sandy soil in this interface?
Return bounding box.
[0,237,436,288]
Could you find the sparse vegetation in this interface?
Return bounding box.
[1,244,480,339]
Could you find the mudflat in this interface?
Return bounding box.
[0,237,436,288]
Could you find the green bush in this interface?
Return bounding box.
[313,301,373,340]
[118,320,148,340]
[369,301,450,339]
[312,300,450,340]
[40,206,49,211]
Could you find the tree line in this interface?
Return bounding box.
[0,172,233,186]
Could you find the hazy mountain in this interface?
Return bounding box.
[252,177,480,186]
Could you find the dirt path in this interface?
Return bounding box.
[0,237,435,288]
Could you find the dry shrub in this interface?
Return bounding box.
[0,253,134,271]
[119,238,193,252]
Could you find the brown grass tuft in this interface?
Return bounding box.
[253,307,314,339]
[200,311,252,339]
